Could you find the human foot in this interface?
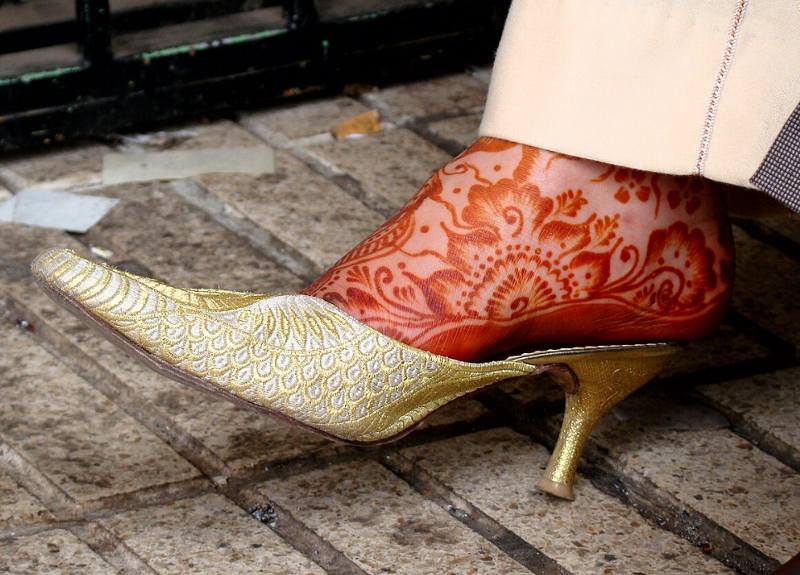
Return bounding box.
[30,139,699,496]
[303,138,734,361]
[30,245,679,486]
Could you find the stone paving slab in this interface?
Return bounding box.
[78,182,345,468]
[495,372,566,407]
[258,460,532,575]
[362,74,487,121]
[197,150,385,271]
[698,368,800,453]
[65,318,333,472]
[662,321,773,379]
[123,119,382,275]
[1,73,799,575]
[733,227,800,347]
[592,397,800,562]
[0,119,265,195]
[492,320,773,410]
[471,67,492,85]
[0,200,332,473]
[82,181,302,292]
[0,322,199,502]
[403,428,733,575]
[0,529,115,574]
[426,113,481,149]
[0,466,49,527]
[101,493,325,575]
[243,97,371,141]
[127,119,494,435]
[302,128,450,212]
[759,215,800,245]
[0,180,487,477]
[126,119,264,151]
[416,397,489,429]
[599,385,730,434]
[497,322,773,409]
[0,143,109,190]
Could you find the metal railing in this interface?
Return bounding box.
[0,0,510,151]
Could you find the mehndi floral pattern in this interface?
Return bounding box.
[306,138,733,359]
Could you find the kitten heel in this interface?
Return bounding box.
[537,345,679,500]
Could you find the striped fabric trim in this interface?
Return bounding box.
[751,100,800,214]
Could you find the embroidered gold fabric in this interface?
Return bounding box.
[31,248,537,442]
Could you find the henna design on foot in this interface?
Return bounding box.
[304,138,734,360]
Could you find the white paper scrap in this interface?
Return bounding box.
[0,189,119,233]
[102,146,275,184]
[0,196,13,222]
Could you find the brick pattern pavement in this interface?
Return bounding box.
[0,72,798,574]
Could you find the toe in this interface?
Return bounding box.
[31,248,159,320]
[31,247,83,286]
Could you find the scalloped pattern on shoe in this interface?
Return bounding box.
[32,248,537,442]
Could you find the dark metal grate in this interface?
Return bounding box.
[0,0,510,152]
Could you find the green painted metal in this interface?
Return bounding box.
[0,66,83,86]
[136,28,287,61]
[0,0,510,150]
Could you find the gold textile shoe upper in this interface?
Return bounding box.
[32,248,679,499]
[31,248,540,443]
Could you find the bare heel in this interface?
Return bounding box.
[538,345,678,500]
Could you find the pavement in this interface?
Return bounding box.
[0,71,798,575]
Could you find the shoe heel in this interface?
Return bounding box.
[538,345,678,500]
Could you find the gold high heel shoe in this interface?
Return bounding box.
[31,248,678,500]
